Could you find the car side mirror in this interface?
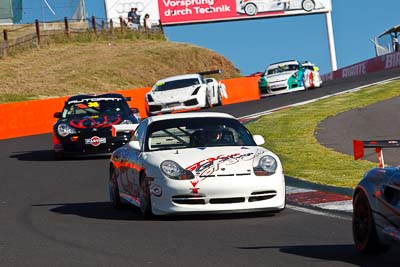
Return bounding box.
[53,112,62,118]
[253,135,265,146]
[128,140,141,150]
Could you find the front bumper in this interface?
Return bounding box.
[147,97,206,115]
[149,173,286,215]
[54,133,130,156]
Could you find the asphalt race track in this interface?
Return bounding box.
[1,69,400,266]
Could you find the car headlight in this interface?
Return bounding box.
[191,86,201,95]
[253,155,277,176]
[146,94,154,102]
[57,123,76,137]
[161,160,194,180]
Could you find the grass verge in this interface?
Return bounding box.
[246,80,400,188]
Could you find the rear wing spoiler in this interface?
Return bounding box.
[198,69,222,76]
[112,124,139,137]
[353,140,400,168]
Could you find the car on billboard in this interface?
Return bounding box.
[258,59,305,95]
[352,140,400,254]
[237,0,326,16]
[302,61,323,89]
[109,112,286,217]
[52,93,140,159]
[145,70,227,116]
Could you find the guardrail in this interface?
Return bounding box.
[322,51,400,81]
[0,76,260,140]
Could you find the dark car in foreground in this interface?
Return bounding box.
[352,140,400,254]
[52,93,140,159]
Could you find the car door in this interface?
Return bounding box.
[125,120,148,199]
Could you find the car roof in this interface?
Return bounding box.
[147,112,235,123]
[267,60,300,69]
[66,93,125,102]
[156,73,202,83]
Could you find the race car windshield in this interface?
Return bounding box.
[62,98,130,118]
[154,78,200,92]
[145,117,256,151]
[267,64,299,74]
[303,65,314,71]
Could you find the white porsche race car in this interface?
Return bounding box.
[145,70,227,116]
[109,112,286,217]
[263,59,305,95]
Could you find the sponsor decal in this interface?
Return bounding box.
[341,63,367,78]
[185,152,261,193]
[151,184,163,197]
[85,136,106,146]
[67,97,124,105]
[70,115,122,129]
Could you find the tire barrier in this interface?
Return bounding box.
[0,77,260,140]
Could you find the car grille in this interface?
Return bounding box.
[249,190,277,202]
[171,190,277,205]
[184,99,198,106]
[148,105,162,112]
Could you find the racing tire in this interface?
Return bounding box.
[352,191,390,254]
[139,174,153,219]
[216,91,223,106]
[109,167,123,209]
[205,93,213,109]
[302,0,315,12]
[244,3,257,16]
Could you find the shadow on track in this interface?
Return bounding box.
[236,244,400,266]
[10,150,109,161]
[32,201,281,221]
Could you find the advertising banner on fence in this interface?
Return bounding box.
[105,0,332,26]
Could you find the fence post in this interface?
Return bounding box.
[119,16,124,33]
[91,16,97,34]
[64,17,70,37]
[2,29,8,57]
[110,19,114,33]
[35,19,41,45]
[101,20,105,32]
[158,19,164,35]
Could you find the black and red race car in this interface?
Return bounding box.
[52,93,140,159]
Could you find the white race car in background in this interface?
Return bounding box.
[145,70,227,116]
[302,61,323,90]
[109,112,286,217]
[238,0,325,16]
[263,59,305,95]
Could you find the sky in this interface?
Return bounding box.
[18,0,400,75]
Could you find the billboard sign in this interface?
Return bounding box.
[105,0,332,26]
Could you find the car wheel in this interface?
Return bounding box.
[216,90,223,106]
[302,0,315,12]
[244,3,257,16]
[139,174,153,218]
[109,167,122,209]
[205,93,213,108]
[352,191,390,254]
